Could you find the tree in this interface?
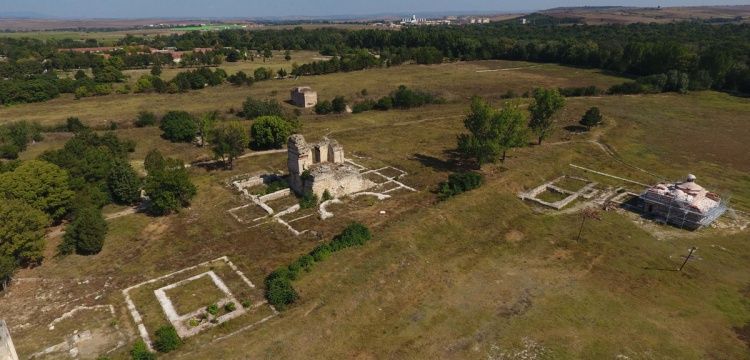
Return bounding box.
[457,97,502,166]
[196,111,218,147]
[277,68,288,78]
[496,101,529,162]
[284,50,292,61]
[144,149,166,174]
[253,67,272,81]
[331,96,347,113]
[580,107,603,130]
[144,158,196,216]
[0,255,15,291]
[159,111,198,143]
[210,121,249,169]
[66,117,87,133]
[225,51,241,62]
[457,98,528,165]
[107,161,141,205]
[150,64,162,77]
[62,206,107,255]
[250,116,293,150]
[528,88,565,145]
[0,160,74,222]
[0,200,49,266]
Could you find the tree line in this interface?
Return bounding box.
[107,20,750,94]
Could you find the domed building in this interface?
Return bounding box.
[639,174,727,230]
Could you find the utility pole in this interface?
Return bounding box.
[678,247,697,272]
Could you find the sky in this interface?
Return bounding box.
[0,0,747,19]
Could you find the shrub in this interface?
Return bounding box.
[437,172,484,201]
[66,117,87,133]
[321,189,333,201]
[134,111,157,127]
[264,273,298,310]
[374,96,393,110]
[241,299,252,308]
[330,222,371,250]
[130,339,156,360]
[331,96,347,113]
[314,100,333,115]
[351,99,376,113]
[159,111,197,143]
[299,191,318,209]
[310,244,332,262]
[241,97,283,119]
[153,325,182,353]
[224,302,237,312]
[206,303,219,316]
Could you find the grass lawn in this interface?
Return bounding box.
[164,274,229,316]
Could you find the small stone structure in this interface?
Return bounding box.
[287,135,374,198]
[518,175,598,210]
[290,86,318,108]
[640,174,727,230]
[0,320,19,360]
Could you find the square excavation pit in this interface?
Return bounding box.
[228,204,270,223]
[376,166,407,180]
[155,271,242,339]
[123,257,276,351]
[518,175,598,210]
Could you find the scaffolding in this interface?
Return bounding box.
[639,186,728,230]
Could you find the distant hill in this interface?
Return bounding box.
[540,5,750,25]
[0,11,48,19]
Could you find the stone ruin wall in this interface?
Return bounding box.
[0,321,19,360]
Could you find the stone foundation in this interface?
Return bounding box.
[0,320,18,360]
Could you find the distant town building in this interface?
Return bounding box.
[521,18,528,25]
[290,86,318,108]
[639,174,727,230]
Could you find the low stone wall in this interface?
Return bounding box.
[0,320,19,360]
[259,189,291,203]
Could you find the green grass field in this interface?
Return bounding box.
[1,59,749,359]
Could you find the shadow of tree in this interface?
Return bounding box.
[411,150,474,173]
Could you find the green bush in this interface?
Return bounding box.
[331,96,347,113]
[134,111,157,127]
[330,222,372,251]
[241,299,252,308]
[206,303,219,316]
[314,100,333,115]
[242,97,283,119]
[265,178,288,194]
[437,172,483,201]
[321,189,333,201]
[224,302,237,312]
[130,339,155,360]
[153,325,182,353]
[310,244,332,262]
[351,99,376,113]
[264,273,298,310]
[299,191,318,209]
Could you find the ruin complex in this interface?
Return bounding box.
[287,135,374,198]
